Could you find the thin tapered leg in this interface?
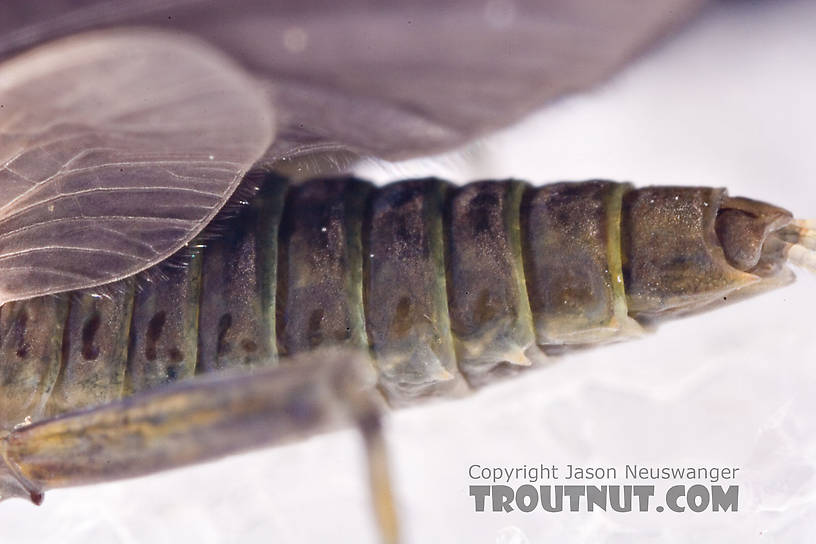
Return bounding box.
[1,349,400,543]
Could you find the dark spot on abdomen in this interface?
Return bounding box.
[145,311,167,362]
[216,313,232,355]
[168,346,184,363]
[391,296,413,336]
[81,311,101,360]
[11,310,30,359]
[307,308,324,347]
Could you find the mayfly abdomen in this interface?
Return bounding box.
[0,297,67,429]
[126,245,202,393]
[0,175,799,426]
[277,178,372,356]
[197,180,286,372]
[364,179,464,399]
[522,181,641,346]
[446,180,537,382]
[621,187,773,313]
[44,280,135,417]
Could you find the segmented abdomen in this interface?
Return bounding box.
[0,175,747,425]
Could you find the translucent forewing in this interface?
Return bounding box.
[0,30,273,304]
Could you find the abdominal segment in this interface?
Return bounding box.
[0,175,792,426]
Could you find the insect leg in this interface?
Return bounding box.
[1,349,399,543]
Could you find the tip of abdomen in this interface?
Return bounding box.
[778,219,816,275]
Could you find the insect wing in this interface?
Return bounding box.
[0,30,273,303]
[1,0,706,162]
[254,0,708,162]
[0,0,705,300]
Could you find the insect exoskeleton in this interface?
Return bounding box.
[1,173,813,508]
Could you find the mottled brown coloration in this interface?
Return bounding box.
[0,177,797,419]
[0,176,799,536]
[278,178,372,356]
[198,181,286,371]
[622,187,764,316]
[522,182,638,344]
[0,296,67,429]
[364,179,463,400]
[45,280,134,417]
[126,247,203,393]
[445,180,537,378]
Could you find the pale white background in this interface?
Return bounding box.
[3,0,816,542]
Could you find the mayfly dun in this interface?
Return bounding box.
[0,0,814,542]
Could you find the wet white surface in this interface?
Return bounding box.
[3,0,816,542]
